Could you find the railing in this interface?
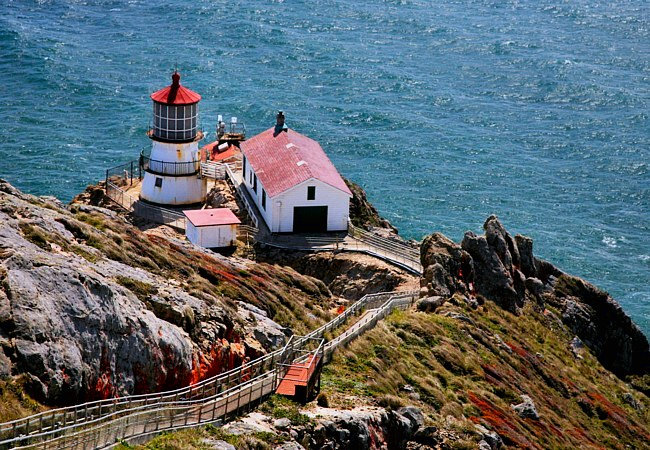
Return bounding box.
[105,182,187,231]
[105,182,137,211]
[0,290,417,448]
[200,161,227,180]
[225,164,259,228]
[347,224,422,274]
[133,202,186,231]
[140,151,201,177]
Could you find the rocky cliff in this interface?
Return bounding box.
[1,179,648,449]
[0,180,334,409]
[420,215,649,378]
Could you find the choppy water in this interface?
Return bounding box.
[1,0,648,336]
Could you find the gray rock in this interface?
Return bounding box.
[276,443,305,450]
[511,395,539,420]
[443,311,475,325]
[514,234,536,278]
[461,219,521,313]
[478,440,492,450]
[201,439,236,450]
[622,392,643,411]
[570,336,584,359]
[474,424,503,449]
[273,417,292,430]
[420,233,473,298]
[397,405,424,431]
[525,277,548,302]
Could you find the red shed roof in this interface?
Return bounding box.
[151,72,201,105]
[240,128,352,198]
[183,208,241,227]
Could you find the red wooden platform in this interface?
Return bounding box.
[276,355,321,396]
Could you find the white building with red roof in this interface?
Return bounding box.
[240,112,352,233]
[183,208,241,247]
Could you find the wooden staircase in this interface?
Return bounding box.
[276,338,324,403]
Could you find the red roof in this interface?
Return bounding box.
[183,208,241,227]
[200,141,240,162]
[150,72,201,105]
[240,128,352,198]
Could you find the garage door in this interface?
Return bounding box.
[293,206,328,233]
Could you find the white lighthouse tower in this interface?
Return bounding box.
[140,72,206,206]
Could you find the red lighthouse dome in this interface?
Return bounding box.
[150,72,202,143]
[150,71,201,105]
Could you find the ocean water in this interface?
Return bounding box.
[0,0,648,336]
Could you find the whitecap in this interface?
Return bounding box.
[602,236,617,248]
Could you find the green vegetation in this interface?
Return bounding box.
[259,395,312,426]
[0,377,45,423]
[115,424,285,449]
[115,276,158,301]
[321,300,650,448]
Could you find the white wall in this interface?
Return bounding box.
[141,140,206,205]
[186,223,237,247]
[242,164,350,233]
[242,162,274,230]
[141,174,206,205]
[186,222,199,245]
[273,179,350,232]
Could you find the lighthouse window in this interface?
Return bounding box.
[307,186,316,200]
[155,177,163,188]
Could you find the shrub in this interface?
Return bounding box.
[317,392,330,407]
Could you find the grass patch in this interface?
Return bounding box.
[0,378,45,423]
[259,395,312,426]
[115,276,158,301]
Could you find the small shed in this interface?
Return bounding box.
[183,208,241,248]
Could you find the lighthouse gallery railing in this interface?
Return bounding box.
[139,151,201,177]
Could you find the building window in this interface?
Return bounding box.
[155,177,163,188]
[262,189,266,210]
[250,170,253,184]
[253,174,258,193]
[307,186,316,200]
[242,156,246,175]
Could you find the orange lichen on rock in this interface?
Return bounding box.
[189,339,248,385]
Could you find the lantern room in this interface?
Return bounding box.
[149,72,201,142]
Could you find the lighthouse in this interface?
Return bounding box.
[140,72,206,206]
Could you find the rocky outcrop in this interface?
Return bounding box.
[255,249,417,300]
[420,232,473,298]
[344,178,398,234]
[548,274,650,377]
[223,405,428,450]
[0,180,333,404]
[419,214,649,378]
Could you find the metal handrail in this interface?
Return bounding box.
[0,290,416,447]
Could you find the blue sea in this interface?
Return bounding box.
[1,0,648,336]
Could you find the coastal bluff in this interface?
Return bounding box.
[0,179,648,449]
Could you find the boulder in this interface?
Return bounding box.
[201,440,236,450]
[511,395,539,420]
[550,275,650,377]
[274,417,292,430]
